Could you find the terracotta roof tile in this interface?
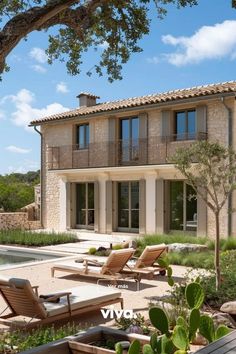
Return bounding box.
[29,81,236,125]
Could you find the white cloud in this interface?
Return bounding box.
[0,89,69,131]
[29,47,48,64]
[8,159,39,173]
[31,64,47,73]
[0,110,5,119]
[56,82,69,94]
[146,57,161,64]
[5,145,31,154]
[151,20,236,66]
[99,41,109,49]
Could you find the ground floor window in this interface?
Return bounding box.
[170,181,197,231]
[76,183,94,229]
[117,181,139,232]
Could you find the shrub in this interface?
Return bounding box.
[136,234,207,250]
[207,238,236,251]
[0,323,82,353]
[201,251,236,307]
[112,244,123,250]
[221,238,236,251]
[88,247,97,255]
[167,251,236,309]
[115,313,150,335]
[0,230,78,246]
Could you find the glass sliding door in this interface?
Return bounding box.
[170,181,197,232]
[170,181,183,230]
[118,181,139,232]
[120,117,139,164]
[76,183,94,229]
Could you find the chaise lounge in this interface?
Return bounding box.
[0,275,123,329]
[122,244,168,278]
[51,248,145,290]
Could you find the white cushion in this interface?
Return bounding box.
[44,284,121,317]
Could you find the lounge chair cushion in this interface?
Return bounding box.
[44,284,121,317]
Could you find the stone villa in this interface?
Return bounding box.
[29,81,236,239]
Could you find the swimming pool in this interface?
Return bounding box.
[0,246,66,269]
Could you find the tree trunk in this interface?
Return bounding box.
[215,211,221,291]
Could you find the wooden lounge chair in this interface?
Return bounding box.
[0,275,123,329]
[123,244,168,279]
[51,248,143,290]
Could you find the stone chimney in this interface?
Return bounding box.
[77,92,100,107]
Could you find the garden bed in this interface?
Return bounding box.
[18,326,150,354]
[0,230,78,246]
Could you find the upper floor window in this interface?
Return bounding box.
[120,117,139,163]
[76,124,89,149]
[175,109,196,140]
[120,117,139,141]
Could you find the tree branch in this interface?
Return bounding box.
[0,0,103,73]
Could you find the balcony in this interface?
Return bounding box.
[47,133,207,170]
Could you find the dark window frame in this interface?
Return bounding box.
[119,116,139,164]
[174,109,196,140]
[76,123,89,150]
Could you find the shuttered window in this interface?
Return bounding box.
[175,109,196,140]
[76,124,89,149]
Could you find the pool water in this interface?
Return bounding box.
[0,248,63,268]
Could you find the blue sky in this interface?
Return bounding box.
[0,0,235,175]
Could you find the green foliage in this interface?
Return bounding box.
[0,171,39,211]
[0,323,82,353]
[199,315,216,343]
[189,309,200,341]
[156,257,174,286]
[149,307,169,335]
[88,247,97,255]
[201,250,236,307]
[207,238,236,251]
[172,326,188,351]
[185,282,204,309]
[115,313,150,335]
[215,325,231,340]
[128,339,141,354]
[166,251,214,269]
[0,1,202,81]
[143,344,154,354]
[112,244,123,250]
[221,238,236,251]
[116,276,230,354]
[115,343,123,354]
[136,233,207,250]
[171,141,236,290]
[0,230,77,246]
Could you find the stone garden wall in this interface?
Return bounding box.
[0,212,41,230]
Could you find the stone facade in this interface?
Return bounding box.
[0,213,41,230]
[40,95,235,238]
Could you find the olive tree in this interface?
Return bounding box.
[1,0,234,81]
[171,140,236,290]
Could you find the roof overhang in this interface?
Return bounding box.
[29,91,236,127]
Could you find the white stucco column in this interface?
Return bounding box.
[59,177,67,231]
[98,174,108,233]
[145,173,156,234]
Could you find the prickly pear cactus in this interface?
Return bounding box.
[128,339,141,354]
[185,282,204,309]
[199,315,215,343]
[189,308,200,341]
[149,307,169,335]
[172,325,188,351]
[115,342,123,354]
[143,344,154,354]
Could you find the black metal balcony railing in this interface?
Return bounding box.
[47,133,207,170]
